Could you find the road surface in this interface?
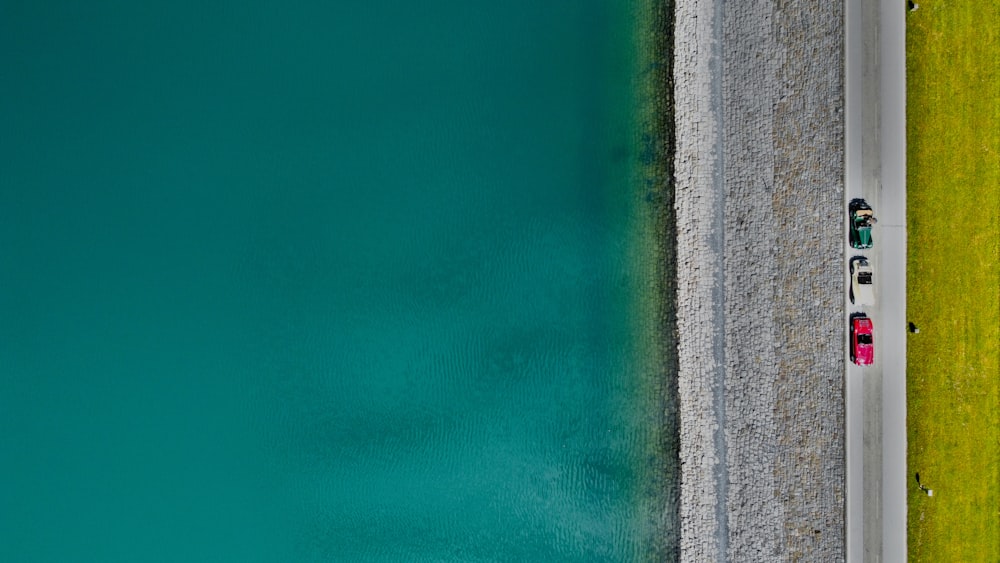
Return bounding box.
[844,0,907,560]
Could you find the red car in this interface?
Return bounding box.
[851,315,874,366]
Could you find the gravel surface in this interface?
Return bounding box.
[672,0,846,560]
[672,0,726,556]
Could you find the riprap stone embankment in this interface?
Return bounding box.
[672,0,846,559]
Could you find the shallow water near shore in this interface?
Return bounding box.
[1,1,673,560]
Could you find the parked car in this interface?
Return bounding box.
[850,257,875,305]
[851,314,874,366]
[849,199,875,249]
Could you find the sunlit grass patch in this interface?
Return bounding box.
[906,2,1000,561]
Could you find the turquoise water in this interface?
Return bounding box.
[0,1,670,561]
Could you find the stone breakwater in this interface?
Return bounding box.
[672,0,846,559]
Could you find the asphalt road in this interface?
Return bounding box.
[845,0,907,560]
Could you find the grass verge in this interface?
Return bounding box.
[906,2,1000,561]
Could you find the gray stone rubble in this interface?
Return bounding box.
[671,0,846,559]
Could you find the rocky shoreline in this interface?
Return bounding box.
[669,0,847,559]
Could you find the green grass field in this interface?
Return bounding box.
[906,2,1000,561]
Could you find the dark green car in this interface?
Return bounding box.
[849,199,875,249]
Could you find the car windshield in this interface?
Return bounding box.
[858,273,872,284]
[858,334,873,344]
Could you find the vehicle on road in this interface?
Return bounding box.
[851,314,874,366]
[850,257,875,305]
[849,199,875,249]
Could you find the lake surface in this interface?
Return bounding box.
[0,1,672,560]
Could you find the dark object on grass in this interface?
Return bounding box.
[909,322,920,333]
[915,472,934,496]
